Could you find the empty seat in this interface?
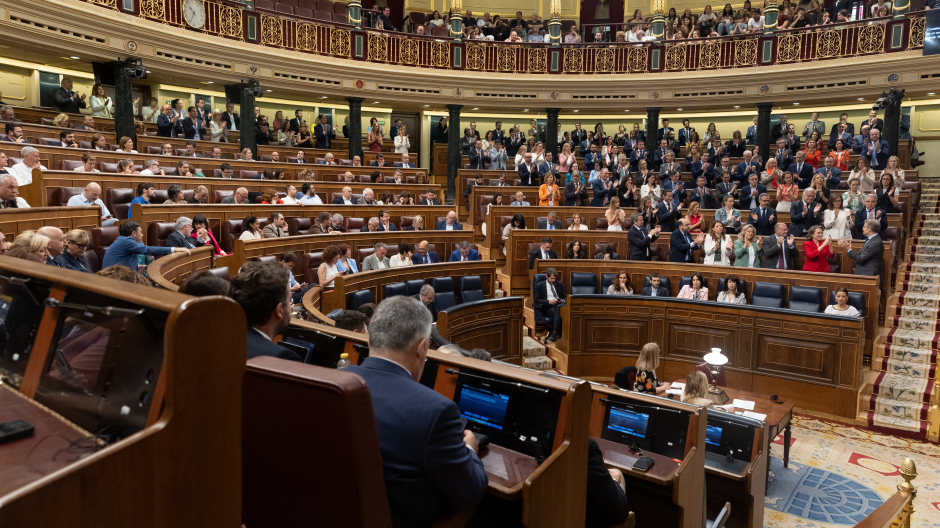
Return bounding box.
[332,12,346,22]
[431,25,448,37]
[430,277,456,311]
[147,222,176,247]
[294,6,313,17]
[83,248,101,273]
[240,170,260,179]
[255,0,275,9]
[458,276,484,304]
[569,272,597,295]
[751,282,784,309]
[275,2,294,14]
[59,160,84,171]
[314,9,332,21]
[253,255,279,264]
[92,226,120,263]
[212,190,234,203]
[827,291,866,317]
[788,286,823,313]
[289,217,313,236]
[303,251,324,284]
[347,289,373,311]
[220,219,245,254]
[404,279,425,297]
[107,188,134,220]
[55,186,84,206]
[384,282,407,300]
[333,1,346,13]
[344,217,365,232]
[207,267,231,281]
[601,273,618,292]
[642,276,672,294]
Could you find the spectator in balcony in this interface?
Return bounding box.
[429,10,444,26]
[377,6,397,31]
[564,25,581,43]
[789,7,811,28]
[507,30,524,42]
[871,0,892,16]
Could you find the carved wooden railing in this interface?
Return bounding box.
[75,0,925,75]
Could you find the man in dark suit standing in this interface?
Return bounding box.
[787,151,815,188]
[771,114,790,140]
[658,118,674,142]
[229,261,301,361]
[345,297,487,527]
[669,218,704,263]
[788,188,824,237]
[860,108,884,134]
[739,173,766,211]
[854,194,888,239]
[157,104,182,138]
[828,113,854,145]
[533,267,566,343]
[222,102,240,131]
[677,119,694,147]
[773,138,793,174]
[641,273,670,297]
[490,121,507,144]
[413,240,440,264]
[314,114,336,149]
[288,109,304,133]
[182,107,207,140]
[689,177,716,209]
[627,212,662,261]
[565,171,589,206]
[862,128,890,171]
[839,220,885,279]
[529,237,557,270]
[518,154,537,186]
[656,191,681,232]
[629,140,648,171]
[760,222,798,269]
[748,194,777,236]
[570,122,587,146]
[51,77,86,113]
[468,140,485,170]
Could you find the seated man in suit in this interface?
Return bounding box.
[362,243,390,271]
[536,211,562,230]
[310,212,334,234]
[760,222,799,269]
[628,212,662,261]
[788,188,824,237]
[370,153,392,167]
[641,273,670,297]
[787,150,815,188]
[739,173,766,211]
[358,188,378,205]
[262,212,288,238]
[165,216,206,249]
[838,219,885,279]
[533,267,566,343]
[332,186,356,205]
[419,188,441,206]
[229,261,301,361]
[449,241,480,261]
[817,156,842,190]
[854,194,888,239]
[748,193,777,237]
[51,130,78,148]
[413,240,440,264]
[669,218,704,263]
[1,123,28,144]
[688,176,716,209]
[510,190,531,206]
[376,210,397,231]
[414,284,439,323]
[528,237,557,270]
[435,211,463,231]
[464,173,485,211]
[345,297,487,527]
[656,190,681,232]
[394,153,416,168]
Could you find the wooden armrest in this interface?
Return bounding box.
[430,507,477,528]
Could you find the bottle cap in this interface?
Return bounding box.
[340,353,349,359]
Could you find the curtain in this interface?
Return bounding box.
[609,0,624,26]
[581,0,596,28]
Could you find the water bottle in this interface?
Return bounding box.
[336,353,350,369]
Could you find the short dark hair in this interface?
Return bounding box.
[335,310,366,332]
[167,184,182,201]
[192,214,208,227]
[317,211,331,223]
[357,303,375,318]
[542,237,552,244]
[187,107,196,113]
[269,212,283,223]
[136,182,153,196]
[59,129,71,140]
[180,271,230,297]
[97,264,151,285]
[302,182,314,194]
[221,163,232,171]
[4,123,17,134]
[120,221,140,237]
[229,262,290,326]
[279,250,297,263]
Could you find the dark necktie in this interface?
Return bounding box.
[777,241,786,269]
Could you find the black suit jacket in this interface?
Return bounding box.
[759,235,799,269]
[788,200,824,236]
[529,248,558,270]
[182,117,206,140]
[165,230,205,249]
[419,199,442,205]
[413,294,438,323]
[51,87,86,114]
[586,438,630,527]
[533,280,567,319]
[641,285,670,297]
[748,207,777,237]
[564,181,589,206]
[246,329,301,361]
[627,226,658,261]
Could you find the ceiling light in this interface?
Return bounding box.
[424,104,430,107]
[573,109,579,112]
[733,105,740,108]
[857,97,865,101]
[373,101,380,104]
[207,81,214,84]
[473,107,479,110]
[70,56,80,59]
[321,96,328,99]
[265,89,272,92]
[928,92,936,96]
[146,70,151,73]
[793,102,800,105]
[677,108,683,111]
[523,109,529,112]
[624,109,630,112]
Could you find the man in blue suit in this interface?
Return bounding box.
[435,211,463,231]
[370,153,392,167]
[787,151,815,188]
[748,194,777,236]
[745,116,758,145]
[467,140,485,170]
[678,119,694,147]
[629,139,649,171]
[852,125,871,154]
[228,261,302,361]
[862,128,890,171]
[376,210,397,231]
[590,169,615,207]
[735,150,762,184]
[314,114,336,149]
[656,190,681,232]
[854,194,888,239]
[449,241,480,261]
[413,240,440,264]
[668,218,704,262]
[394,153,416,168]
[788,188,824,237]
[156,104,182,138]
[583,143,599,173]
[817,156,842,190]
[345,297,488,528]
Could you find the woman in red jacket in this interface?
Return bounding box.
[802,225,834,272]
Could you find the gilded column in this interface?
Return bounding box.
[450,0,464,41]
[346,0,362,29]
[893,0,909,18]
[763,2,778,35]
[549,0,562,47]
[651,0,665,42]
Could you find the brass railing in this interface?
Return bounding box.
[83,0,927,74]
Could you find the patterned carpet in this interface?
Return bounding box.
[868,175,940,438]
[764,414,940,528]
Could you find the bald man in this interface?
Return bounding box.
[333,186,355,205]
[221,187,249,204]
[67,182,116,226]
[37,226,65,266]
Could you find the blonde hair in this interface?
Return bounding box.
[682,371,709,403]
[412,215,425,229]
[635,342,660,372]
[53,113,69,127]
[64,229,90,247]
[737,223,756,243]
[12,230,50,254]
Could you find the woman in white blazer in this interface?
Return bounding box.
[702,222,732,266]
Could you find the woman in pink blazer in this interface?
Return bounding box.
[676,272,709,301]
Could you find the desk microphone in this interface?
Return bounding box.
[444,368,550,394]
[726,449,734,463]
[770,394,783,404]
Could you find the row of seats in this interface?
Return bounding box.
[536,272,867,315]
[346,275,484,311]
[255,0,347,23]
[288,214,457,236]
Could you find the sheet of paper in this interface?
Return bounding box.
[670,382,685,390]
[665,389,684,396]
[732,399,756,410]
[742,411,767,421]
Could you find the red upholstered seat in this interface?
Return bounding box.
[147,222,176,247]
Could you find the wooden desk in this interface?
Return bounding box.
[0,206,101,240]
[437,297,524,364]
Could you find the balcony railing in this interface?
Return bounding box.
[87,0,926,75]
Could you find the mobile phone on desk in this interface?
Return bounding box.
[632,457,654,472]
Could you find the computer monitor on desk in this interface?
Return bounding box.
[600,395,690,460]
[0,273,52,389]
[280,325,369,367]
[703,412,761,473]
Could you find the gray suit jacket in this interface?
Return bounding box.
[488,148,508,170]
[220,195,238,204]
[803,120,826,137]
[536,219,563,230]
[361,254,390,272]
[262,224,285,238]
[847,234,884,277]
